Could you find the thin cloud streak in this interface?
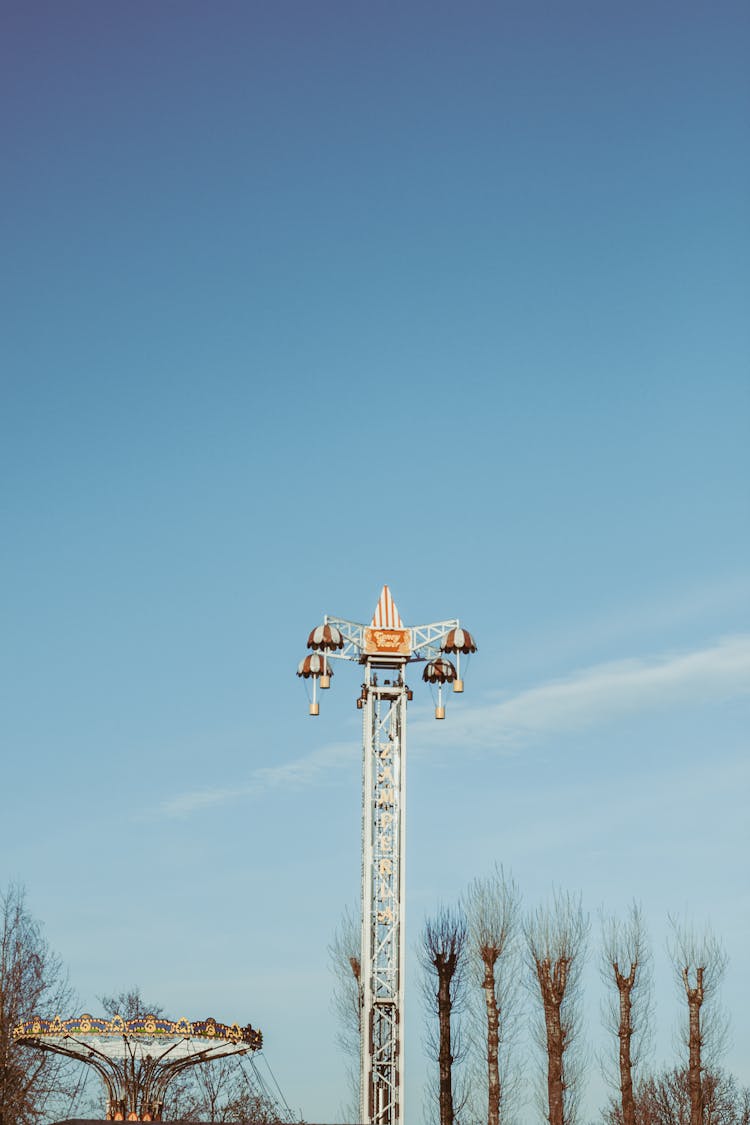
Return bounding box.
[159,741,356,818]
[413,633,750,749]
[159,635,750,817]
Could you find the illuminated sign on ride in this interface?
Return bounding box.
[363,626,412,656]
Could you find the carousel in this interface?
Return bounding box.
[14,1014,262,1122]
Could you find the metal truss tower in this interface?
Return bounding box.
[297,587,477,1125]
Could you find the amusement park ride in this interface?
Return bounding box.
[297,587,477,1125]
[13,1015,264,1121]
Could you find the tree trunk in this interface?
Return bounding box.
[537,957,567,1125]
[481,956,500,1125]
[437,968,455,1125]
[685,967,704,1125]
[544,1000,564,1125]
[615,966,636,1125]
[546,1003,562,1125]
[422,907,466,1125]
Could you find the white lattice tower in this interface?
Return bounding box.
[359,588,407,1125]
[299,587,476,1125]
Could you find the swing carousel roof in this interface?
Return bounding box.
[14,1013,262,1061]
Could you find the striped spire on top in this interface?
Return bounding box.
[371,585,404,629]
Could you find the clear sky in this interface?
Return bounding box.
[1,2,748,1121]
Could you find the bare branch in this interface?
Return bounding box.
[464,865,522,1125]
[328,905,361,1060]
[599,903,653,1125]
[421,905,468,1125]
[600,1065,749,1125]
[524,890,589,1125]
[0,882,79,1125]
[667,917,729,1125]
[327,905,361,1124]
[98,987,165,1021]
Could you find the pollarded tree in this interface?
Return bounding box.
[668,918,728,1125]
[464,866,521,1125]
[0,883,77,1125]
[525,891,589,1125]
[600,903,652,1125]
[421,905,468,1125]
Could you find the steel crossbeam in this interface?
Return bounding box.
[324,616,459,667]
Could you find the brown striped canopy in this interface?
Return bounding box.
[307,623,344,650]
[440,627,477,654]
[422,658,457,684]
[296,653,333,678]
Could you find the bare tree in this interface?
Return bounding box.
[421,905,468,1125]
[600,903,652,1125]
[176,1055,291,1124]
[328,906,361,1122]
[601,1066,750,1125]
[464,866,521,1125]
[99,986,164,1020]
[328,906,361,1059]
[0,883,77,1125]
[668,919,728,1125]
[525,891,589,1125]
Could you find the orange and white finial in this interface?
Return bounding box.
[371,585,404,629]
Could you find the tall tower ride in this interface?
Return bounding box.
[297,587,477,1125]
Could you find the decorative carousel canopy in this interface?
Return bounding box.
[13,1014,261,1052]
[307,623,344,651]
[422,658,457,684]
[14,1014,263,1123]
[296,653,333,679]
[440,627,477,654]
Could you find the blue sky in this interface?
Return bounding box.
[1,2,749,1120]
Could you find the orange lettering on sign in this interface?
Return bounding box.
[364,627,411,655]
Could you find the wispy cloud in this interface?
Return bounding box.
[159,741,355,818]
[158,635,750,817]
[411,633,750,749]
